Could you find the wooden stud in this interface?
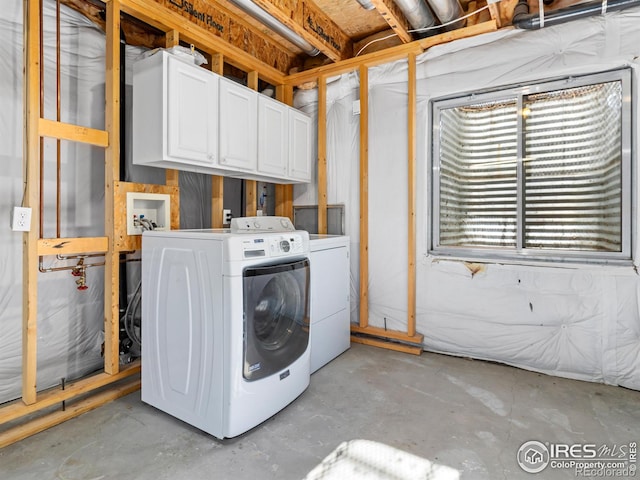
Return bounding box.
[104,0,121,375]
[245,71,259,218]
[38,118,108,147]
[286,21,498,87]
[23,0,42,406]
[0,376,141,449]
[368,0,413,43]
[317,75,328,234]
[165,30,180,188]
[359,65,369,329]
[407,53,417,338]
[210,53,224,76]
[252,0,353,61]
[209,53,224,229]
[487,2,503,28]
[274,84,292,220]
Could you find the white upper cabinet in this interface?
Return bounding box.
[258,95,289,177]
[133,51,218,169]
[133,50,312,183]
[219,77,258,172]
[288,109,313,183]
[166,56,218,165]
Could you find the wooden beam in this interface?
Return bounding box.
[407,53,417,338]
[0,376,140,449]
[245,71,259,218]
[351,324,424,344]
[23,0,42,406]
[317,75,327,234]
[487,1,503,28]
[359,65,369,329]
[119,0,291,84]
[369,0,413,43]
[210,54,224,229]
[104,0,120,375]
[164,31,180,188]
[285,20,498,86]
[351,336,423,355]
[37,237,109,256]
[0,362,140,424]
[252,0,353,61]
[38,118,108,147]
[274,84,294,220]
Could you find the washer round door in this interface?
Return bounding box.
[243,258,310,381]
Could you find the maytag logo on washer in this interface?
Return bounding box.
[249,362,261,372]
[517,440,551,473]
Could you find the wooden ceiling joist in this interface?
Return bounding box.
[252,0,354,61]
[285,19,497,86]
[368,0,413,43]
[119,0,293,83]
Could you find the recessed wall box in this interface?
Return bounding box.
[126,192,171,235]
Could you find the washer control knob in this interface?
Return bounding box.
[279,240,291,253]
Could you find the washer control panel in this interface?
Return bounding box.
[269,234,304,256]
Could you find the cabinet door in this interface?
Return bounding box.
[219,78,258,171]
[288,109,313,182]
[166,56,218,165]
[258,96,288,177]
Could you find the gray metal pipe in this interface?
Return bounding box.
[512,0,640,29]
[227,0,320,56]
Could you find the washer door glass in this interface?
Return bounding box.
[243,258,310,381]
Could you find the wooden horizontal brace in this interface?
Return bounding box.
[351,335,423,356]
[351,324,424,345]
[285,20,498,86]
[37,237,109,256]
[0,362,140,425]
[38,118,108,147]
[0,376,140,448]
[120,0,288,85]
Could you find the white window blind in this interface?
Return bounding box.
[431,69,632,264]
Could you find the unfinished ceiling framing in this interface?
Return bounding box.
[60,0,587,76]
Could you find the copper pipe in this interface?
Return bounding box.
[39,0,44,238]
[56,0,61,238]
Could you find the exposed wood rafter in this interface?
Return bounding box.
[368,0,413,43]
[252,0,354,61]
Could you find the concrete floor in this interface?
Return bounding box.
[1,343,639,480]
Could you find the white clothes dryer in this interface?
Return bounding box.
[141,227,310,439]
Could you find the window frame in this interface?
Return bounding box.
[429,68,633,265]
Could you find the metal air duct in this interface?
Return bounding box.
[512,0,640,29]
[427,0,466,30]
[356,0,376,10]
[227,0,321,56]
[393,0,438,34]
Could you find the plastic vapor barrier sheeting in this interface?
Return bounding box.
[294,7,640,389]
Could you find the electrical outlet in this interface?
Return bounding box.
[11,206,32,232]
[223,209,232,225]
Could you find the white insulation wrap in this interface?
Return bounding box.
[294,7,640,389]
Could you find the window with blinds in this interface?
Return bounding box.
[431,69,632,264]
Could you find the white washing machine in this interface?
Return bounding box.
[141,221,310,439]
